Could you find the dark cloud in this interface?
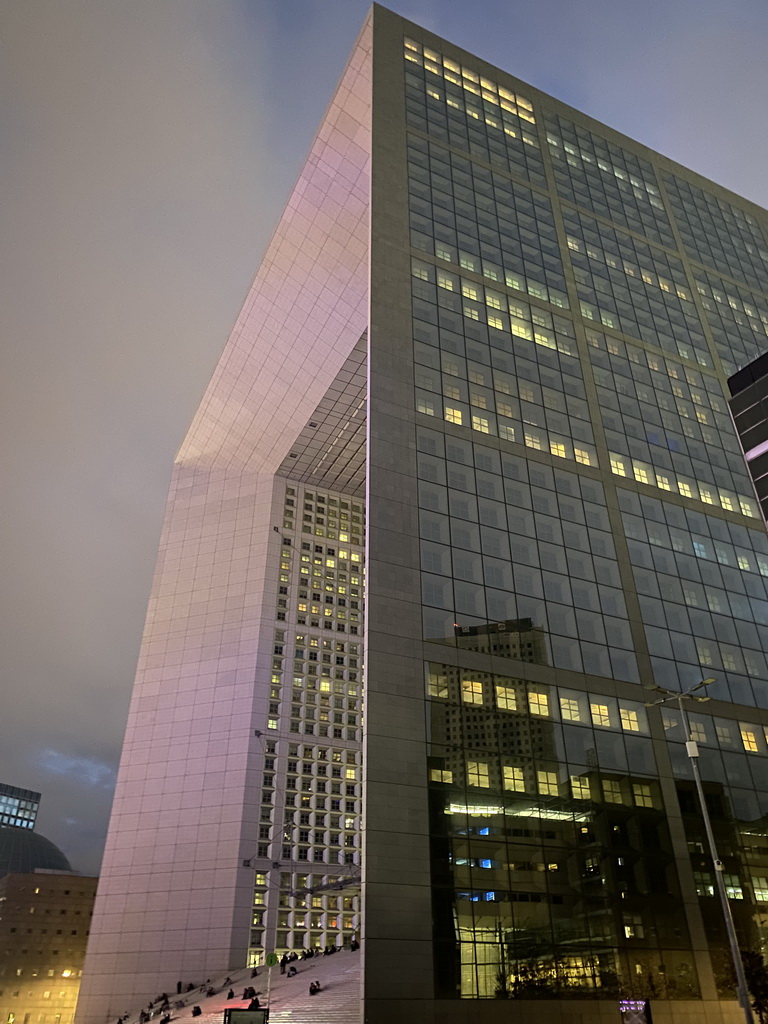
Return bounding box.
[1,0,766,876]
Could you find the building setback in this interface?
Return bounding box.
[77,6,768,1024]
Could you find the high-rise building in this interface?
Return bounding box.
[0,782,40,832]
[0,872,98,1024]
[77,6,768,1023]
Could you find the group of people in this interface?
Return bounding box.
[308,979,322,996]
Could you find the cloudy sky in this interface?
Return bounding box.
[1,0,767,877]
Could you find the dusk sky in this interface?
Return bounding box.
[2,0,768,877]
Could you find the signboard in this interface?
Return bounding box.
[265,953,279,967]
[223,1010,268,1024]
[619,999,652,1024]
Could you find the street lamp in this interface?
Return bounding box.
[645,678,755,1024]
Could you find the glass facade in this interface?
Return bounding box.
[401,28,768,1007]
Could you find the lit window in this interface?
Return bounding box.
[571,776,590,800]
[633,783,653,808]
[503,766,525,792]
[560,698,581,721]
[656,473,672,491]
[524,431,542,450]
[720,494,735,512]
[499,424,515,442]
[461,283,479,300]
[753,877,768,902]
[416,398,435,416]
[488,315,504,330]
[741,729,759,753]
[633,464,650,485]
[430,768,453,783]
[620,708,640,732]
[461,679,483,704]
[467,761,490,788]
[623,914,644,938]
[529,692,549,716]
[610,455,627,477]
[550,441,567,458]
[445,406,463,425]
[537,770,558,796]
[590,703,612,728]
[472,415,490,433]
[411,263,429,281]
[574,447,591,465]
[437,273,455,291]
[495,685,517,710]
[464,306,480,321]
[602,780,623,804]
[678,480,693,498]
[725,874,743,899]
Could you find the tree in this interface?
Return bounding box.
[741,948,768,1024]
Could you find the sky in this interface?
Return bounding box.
[1,0,768,878]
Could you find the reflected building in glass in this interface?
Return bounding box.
[78,6,768,1024]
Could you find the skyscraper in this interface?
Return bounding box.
[77,7,768,1023]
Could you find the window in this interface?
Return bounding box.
[529,692,549,716]
[495,685,516,711]
[620,708,640,732]
[602,780,623,804]
[741,728,759,753]
[571,776,590,800]
[472,415,490,433]
[725,874,743,899]
[591,703,612,728]
[633,783,653,808]
[445,406,463,425]
[623,914,644,939]
[430,768,453,783]
[753,877,768,902]
[537,770,558,796]
[461,679,483,705]
[503,766,525,792]
[467,761,490,788]
[560,698,581,722]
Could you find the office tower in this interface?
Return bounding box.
[78,6,768,1023]
[0,781,41,831]
[0,872,98,1024]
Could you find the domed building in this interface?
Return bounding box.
[0,821,73,877]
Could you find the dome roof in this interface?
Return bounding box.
[0,825,72,877]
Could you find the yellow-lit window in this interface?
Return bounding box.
[499,424,516,442]
[656,473,672,491]
[591,703,612,728]
[488,315,504,330]
[620,708,640,732]
[537,771,559,796]
[741,729,759,753]
[445,406,463,425]
[496,685,517,711]
[462,283,479,300]
[571,776,591,800]
[437,273,455,291]
[428,671,449,699]
[467,761,490,788]
[486,294,503,310]
[574,448,591,466]
[504,766,525,792]
[610,455,627,477]
[602,780,623,804]
[753,877,768,902]
[721,494,735,512]
[737,554,750,571]
[633,465,650,485]
[524,431,542,450]
[472,415,490,434]
[633,784,653,808]
[464,306,480,320]
[699,487,715,504]
[560,698,581,722]
[550,441,567,458]
[529,692,549,716]
[461,679,483,705]
[268,718,278,730]
[430,768,453,783]
[740,498,757,517]
[678,480,693,498]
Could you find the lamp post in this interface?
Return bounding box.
[645,678,755,1024]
